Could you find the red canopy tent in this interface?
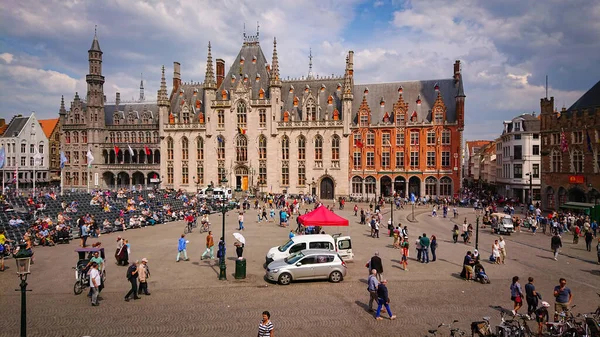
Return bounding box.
[298,206,349,227]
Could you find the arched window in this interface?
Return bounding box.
[237,101,247,128]
[217,110,225,129]
[116,132,122,143]
[282,136,289,160]
[167,137,174,160]
[145,132,151,143]
[352,176,363,194]
[182,106,190,124]
[298,136,306,160]
[332,135,340,160]
[138,132,143,143]
[181,137,189,161]
[114,113,120,125]
[440,177,452,196]
[124,132,129,143]
[572,150,583,173]
[236,135,247,162]
[127,113,135,124]
[425,177,437,196]
[546,187,555,210]
[73,131,79,143]
[365,176,376,194]
[217,136,225,160]
[314,135,323,160]
[551,150,561,172]
[306,99,316,121]
[109,132,115,143]
[153,132,159,143]
[65,132,71,143]
[258,135,267,160]
[197,137,204,160]
[434,109,444,124]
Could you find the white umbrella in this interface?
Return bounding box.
[233,232,245,245]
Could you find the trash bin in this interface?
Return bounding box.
[235,258,246,279]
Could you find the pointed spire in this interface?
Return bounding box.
[270,37,281,88]
[204,42,216,89]
[343,51,354,100]
[139,73,145,102]
[308,48,314,80]
[59,95,66,115]
[158,65,169,107]
[89,25,101,52]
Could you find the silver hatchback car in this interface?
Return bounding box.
[265,249,347,285]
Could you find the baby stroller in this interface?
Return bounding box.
[474,263,490,284]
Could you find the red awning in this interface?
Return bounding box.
[298,206,349,227]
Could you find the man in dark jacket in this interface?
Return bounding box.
[375,280,396,320]
[369,251,383,281]
[551,233,562,261]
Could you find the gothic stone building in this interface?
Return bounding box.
[349,61,465,199]
[160,34,351,199]
[59,33,160,190]
[540,80,600,210]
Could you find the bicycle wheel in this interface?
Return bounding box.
[73,280,84,295]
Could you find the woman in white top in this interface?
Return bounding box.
[492,239,501,264]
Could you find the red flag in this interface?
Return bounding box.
[114,146,120,154]
[238,127,246,135]
[354,139,364,148]
[144,146,151,156]
[153,173,158,179]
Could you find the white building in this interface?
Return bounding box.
[495,113,541,203]
[0,113,50,189]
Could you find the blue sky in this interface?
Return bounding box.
[0,0,599,140]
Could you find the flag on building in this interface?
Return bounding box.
[86,150,94,168]
[560,130,569,152]
[0,146,5,169]
[114,146,121,154]
[60,151,68,169]
[354,139,364,148]
[128,145,134,157]
[237,127,246,135]
[144,146,151,156]
[217,136,224,143]
[586,129,593,153]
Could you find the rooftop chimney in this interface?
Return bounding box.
[116,92,121,106]
[216,59,225,88]
[173,62,181,92]
[454,60,461,80]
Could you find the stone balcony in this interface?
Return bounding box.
[163,123,206,130]
[277,120,344,129]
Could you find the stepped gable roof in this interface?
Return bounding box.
[566,80,600,114]
[280,77,344,121]
[104,101,159,125]
[38,118,59,138]
[169,84,205,122]
[2,116,29,138]
[352,78,459,124]
[217,41,270,101]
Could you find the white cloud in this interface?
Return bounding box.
[0,53,14,64]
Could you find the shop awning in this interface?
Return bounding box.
[559,201,595,210]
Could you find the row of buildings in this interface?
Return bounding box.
[1,31,466,200]
[464,80,600,210]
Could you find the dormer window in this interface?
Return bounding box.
[360,114,368,127]
[306,99,316,121]
[434,110,444,124]
[514,122,521,132]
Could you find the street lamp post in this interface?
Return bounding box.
[219,177,229,280]
[15,244,33,337]
[475,215,480,250]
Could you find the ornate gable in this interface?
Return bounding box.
[393,87,408,125]
[358,95,371,127]
[431,88,447,124]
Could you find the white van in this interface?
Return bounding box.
[265,234,353,265]
[490,213,515,235]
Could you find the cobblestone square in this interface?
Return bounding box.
[1,204,599,337]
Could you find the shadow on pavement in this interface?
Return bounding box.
[354,300,372,313]
[581,269,600,276]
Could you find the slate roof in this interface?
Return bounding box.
[217,41,271,101]
[567,80,600,113]
[280,77,344,121]
[2,116,29,138]
[38,118,59,139]
[90,35,101,52]
[104,102,159,125]
[504,113,540,134]
[466,140,492,156]
[352,78,462,124]
[169,84,206,122]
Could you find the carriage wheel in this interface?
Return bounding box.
[73,280,84,295]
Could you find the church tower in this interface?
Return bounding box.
[86,28,105,132]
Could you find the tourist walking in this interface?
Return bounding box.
[201,231,215,260]
[452,224,459,243]
[258,311,274,337]
[492,239,500,264]
[510,276,523,315]
[124,262,140,301]
[238,212,245,231]
[420,233,430,263]
[176,234,189,262]
[137,258,150,295]
[525,277,538,318]
[89,262,101,306]
[553,278,572,321]
[430,235,437,262]
[551,232,562,261]
[367,269,379,311]
[584,229,594,252]
[368,251,383,281]
[401,237,409,271]
[597,238,600,264]
[498,236,506,264]
[415,236,422,262]
[375,280,396,320]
